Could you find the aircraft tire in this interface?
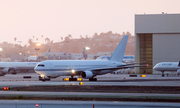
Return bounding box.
[95,78,97,81]
[12,73,17,75]
[42,79,46,82]
[69,78,77,81]
[0,73,5,76]
[89,78,97,81]
[46,79,50,81]
[39,76,42,81]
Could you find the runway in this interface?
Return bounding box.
[0,100,180,108]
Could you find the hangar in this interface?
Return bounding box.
[135,14,180,74]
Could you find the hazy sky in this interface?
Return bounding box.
[0,0,180,45]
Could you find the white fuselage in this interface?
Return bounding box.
[0,62,38,70]
[34,60,124,77]
[153,62,180,72]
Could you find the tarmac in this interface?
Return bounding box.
[0,73,180,87]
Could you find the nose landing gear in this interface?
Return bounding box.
[39,75,50,82]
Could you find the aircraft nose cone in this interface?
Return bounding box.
[34,65,39,71]
[153,65,158,71]
[34,67,37,71]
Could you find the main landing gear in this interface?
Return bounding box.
[11,70,17,75]
[0,72,6,76]
[89,78,97,81]
[69,75,77,81]
[162,71,164,77]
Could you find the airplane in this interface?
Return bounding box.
[0,47,90,76]
[0,62,38,76]
[0,48,52,76]
[153,62,180,77]
[34,35,147,81]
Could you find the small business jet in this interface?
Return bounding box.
[153,62,180,76]
[0,62,38,76]
[34,35,147,81]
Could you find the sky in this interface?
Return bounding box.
[0,0,180,45]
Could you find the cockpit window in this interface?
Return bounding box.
[38,64,45,67]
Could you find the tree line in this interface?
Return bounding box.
[1,31,134,58]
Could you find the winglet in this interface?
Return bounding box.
[109,35,129,62]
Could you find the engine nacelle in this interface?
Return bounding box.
[177,69,180,74]
[1,68,10,73]
[81,71,93,78]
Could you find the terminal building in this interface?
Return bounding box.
[135,14,180,74]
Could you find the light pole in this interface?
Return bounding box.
[85,47,90,50]
[82,47,90,60]
[110,41,114,53]
[65,41,69,53]
[0,48,2,62]
[18,41,22,55]
[35,43,41,56]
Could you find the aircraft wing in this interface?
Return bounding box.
[90,65,148,71]
[73,65,147,73]
[0,67,14,70]
[118,61,147,67]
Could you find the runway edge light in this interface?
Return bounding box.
[140,75,146,77]
[79,82,83,85]
[77,78,82,81]
[3,87,10,90]
[63,78,69,81]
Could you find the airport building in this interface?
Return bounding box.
[135,14,180,74]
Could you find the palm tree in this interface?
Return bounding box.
[45,37,50,43]
[33,36,35,42]
[61,37,63,41]
[28,39,33,46]
[64,36,70,41]
[14,37,17,44]
[68,34,72,39]
[41,35,43,44]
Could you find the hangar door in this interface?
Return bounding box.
[138,34,152,74]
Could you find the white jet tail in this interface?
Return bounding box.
[109,35,129,62]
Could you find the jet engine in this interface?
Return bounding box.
[1,68,10,73]
[177,69,180,75]
[81,71,93,78]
